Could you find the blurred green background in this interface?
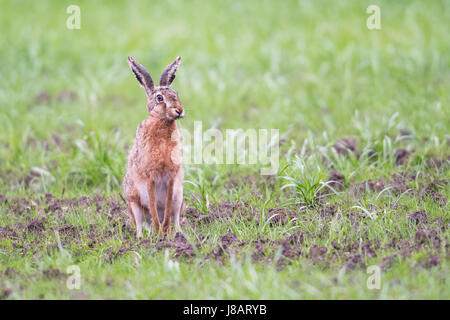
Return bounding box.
[0,0,448,194]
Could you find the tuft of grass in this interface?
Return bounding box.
[280,156,327,207]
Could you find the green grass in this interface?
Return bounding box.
[0,0,449,299]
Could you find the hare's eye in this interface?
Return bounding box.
[156,94,164,103]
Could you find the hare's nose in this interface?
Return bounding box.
[177,110,184,118]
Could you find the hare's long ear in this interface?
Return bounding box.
[159,56,181,87]
[128,56,155,97]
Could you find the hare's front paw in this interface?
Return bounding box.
[152,220,161,235]
[162,220,172,236]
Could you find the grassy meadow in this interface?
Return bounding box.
[0,0,449,299]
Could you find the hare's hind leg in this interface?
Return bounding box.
[123,175,144,237]
[174,200,185,233]
[143,208,152,233]
[162,179,175,235]
[172,175,184,233]
[127,203,136,226]
[147,180,161,234]
[129,202,144,238]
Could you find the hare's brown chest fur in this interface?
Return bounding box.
[134,118,181,177]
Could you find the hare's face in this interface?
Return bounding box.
[128,56,184,121]
[150,87,184,120]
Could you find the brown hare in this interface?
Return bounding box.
[123,56,185,238]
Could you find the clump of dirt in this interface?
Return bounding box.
[102,246,133,263]
[0,226,19,240]
[361,242,377,258]
[308,245,327,260]
[7,197,33,215]
[220,232,238,247]
[319,205,337,220]
[362,179,386,193]
[350,171,419,198]
[408,210,428,224]
[414,228,441,249]
[390,173,411,194]
[394,149,411,166]
[25,219,46,234]
[423,255,440,268]
[381,255,397,271]
[333,237,384,270]
[334,138,358,156]
[414,228,431,245]
[39,193,126,216]
[57,225,80,238]
[433,217,446,232]
[426,157,449,170]
[267,208,297,226]
[344,253,366,270]
[184,207,201,219]
[386,237,399,249]
[331,241,340,250]
[274,233,305,269]
[0,289,12,299]
[205,232,247,264]
[185,207,228,224]
[251,238,270,262]
[420,181,447,207]
[280,240,302,259]
[107,199,124,215]
[43,267,63,279]
[328,171,345,190]
[287,231,306,245]
[172,232,195,258]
